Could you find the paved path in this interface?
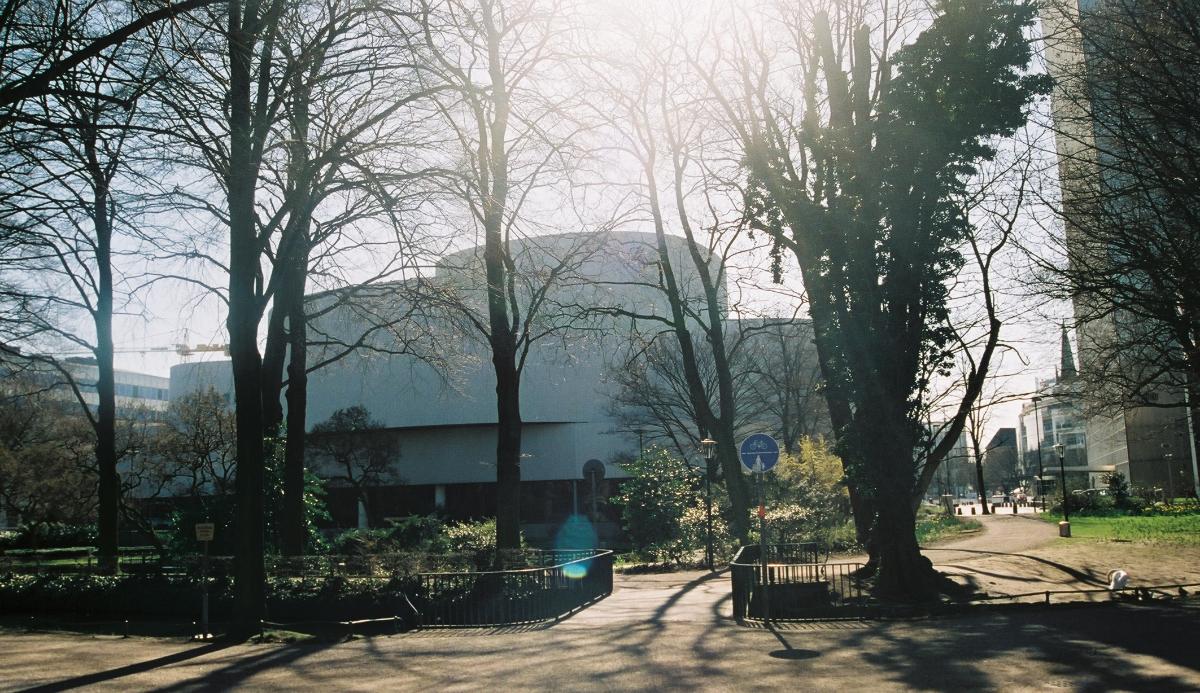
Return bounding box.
[2,518,1199,691]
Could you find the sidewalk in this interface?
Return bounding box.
[2,518,1199,690]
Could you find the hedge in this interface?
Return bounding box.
[0,573,424,624]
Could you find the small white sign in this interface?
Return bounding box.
[194,523,215,542]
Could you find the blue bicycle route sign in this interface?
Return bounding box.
[739,433,780,473]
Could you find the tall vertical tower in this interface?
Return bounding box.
[1041,0,1197,493]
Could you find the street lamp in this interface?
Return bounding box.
[1054,441,1071,537]
[700,438,717,572]
[1161,442,1177,502]
[1032,395,1047,511]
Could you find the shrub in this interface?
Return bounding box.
[678,503,735,561]
[328,528,395,556]
[326,516,508,568]
[385,515,446,551]
[0,523,97,551]
[0,572,425,624]
[1051,491,1115,515]
[1103,471,1132,507]
[442,518,497,555]
[612,448,697,564]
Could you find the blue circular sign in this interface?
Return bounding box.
[739,433,780,473]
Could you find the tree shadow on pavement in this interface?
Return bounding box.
[924,547,1107,586]
[764,623,821,660]
[835,603,1200,691]
[149,641,339,691]
[20,641,235,692]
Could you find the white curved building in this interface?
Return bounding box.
[172,231,714,539]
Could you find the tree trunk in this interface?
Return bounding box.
[974,439,990,514]
[261,292,289,436]
[227,0,266,636]
[281,285,308,555]
[871,491,937,600]
[93,186,119,574]
[714,428,750,542]
[493,340,522,551]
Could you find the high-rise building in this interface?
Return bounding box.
[1041,0,1200,497]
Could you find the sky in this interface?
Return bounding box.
[89,0,1078,444]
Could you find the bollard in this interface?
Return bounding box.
[1013,502,1018,514]
[123,619,129,638]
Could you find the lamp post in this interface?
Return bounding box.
[1054,441,1071,537]
[699,438,717,571]
[1032,395,1047,511]
[1161,442,1177,502]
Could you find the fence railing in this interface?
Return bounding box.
[0,547,614,629]
[411,550,613,627]
[0,547,604,578]
[730,544,865,621]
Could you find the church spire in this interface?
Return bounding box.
[1060,323,1077,380]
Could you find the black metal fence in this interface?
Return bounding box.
[730,544,865,621]
[411,550,613,627]
[0,548,614,629]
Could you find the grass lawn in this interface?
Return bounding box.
[916,509,982,545]
[1042,512,1200,545]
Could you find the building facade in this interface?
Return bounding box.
[171,231,728,542]
[1042,0,1200,498]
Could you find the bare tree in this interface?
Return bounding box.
[308,405,399,528]
[0,16,165,570]
[152,386,237,498]
[0,0,216,119]
[0,375,96,532]
[577,13,800,541]
[739,320,830,454]
[407,0,599,550]
[1039,0,1200,447]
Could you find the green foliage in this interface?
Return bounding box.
[1042,512,1200,545]
[442,518,498,555]
[613,448,707,564]
[677,503,736,562]
[764,439,850,545]
[328,528,395,556]
[0,572,423,623]
[914,507,982,545]
[1103,472,1131,506]
[263,435,330,554]
[163,431,330,557]
[385,514,446,550]
[0,523,96,551]
[327,516,509,567]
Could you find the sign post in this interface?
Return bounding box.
[194,523,215,639]
[739,434,779,622]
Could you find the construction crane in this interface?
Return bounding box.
[39,343,230,359]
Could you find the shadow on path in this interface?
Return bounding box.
[647,569,727,626]
[765,623,821,660]
[19,642,233,692]
[924,547,1105,586]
